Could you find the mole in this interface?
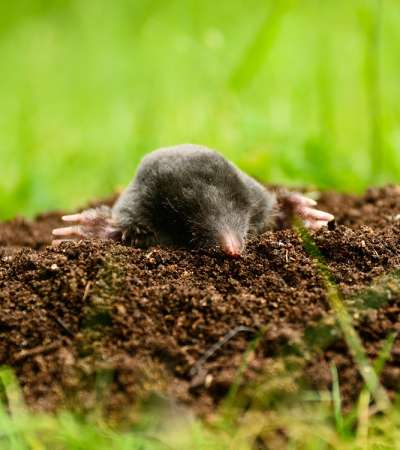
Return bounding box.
[52,144,334,256]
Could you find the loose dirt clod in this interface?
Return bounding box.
[0,186,400,419]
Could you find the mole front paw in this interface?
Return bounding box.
[52,206,121,244]
[286,193,334,230]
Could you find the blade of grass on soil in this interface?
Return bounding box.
[297,224,390,412]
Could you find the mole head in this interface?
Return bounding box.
[188,185,251,257]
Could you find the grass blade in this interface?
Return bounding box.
[330,364,345,436]
[358,0,383,182]
[229,0,292,91]
[374,332,397,376]
[297,224,390,412]
[356,389,370,449]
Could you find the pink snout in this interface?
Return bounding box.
[219,231,243,257]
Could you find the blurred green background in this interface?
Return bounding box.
[0,0,399,219]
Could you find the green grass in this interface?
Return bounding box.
[1,0,400,219]
[1,352,400,450]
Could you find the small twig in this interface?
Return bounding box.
[189,326,257,377]
[49,312,75,337]
[83,281,92,300]
[13,341,61,363]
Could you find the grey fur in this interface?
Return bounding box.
[111,144,277,250]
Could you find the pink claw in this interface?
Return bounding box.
[61,214,85,222]
[52,225,84,238]
[298,206,334,222]
[289,193,317,207]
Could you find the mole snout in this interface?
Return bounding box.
[218,229,244,257]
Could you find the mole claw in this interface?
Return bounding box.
[290,193,317,207]
[61,214,84,222]
[52,225,83,237]
[301,207,334,222]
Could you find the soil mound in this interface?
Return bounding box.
[0,186,400,418]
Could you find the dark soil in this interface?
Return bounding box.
[1,186,400,420]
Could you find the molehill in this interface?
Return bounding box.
[0,186,400,420]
